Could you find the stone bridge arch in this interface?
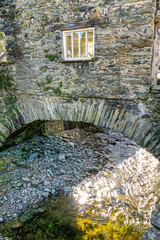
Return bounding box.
[0,96,159,160]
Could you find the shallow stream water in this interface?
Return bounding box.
[0,126,159,240]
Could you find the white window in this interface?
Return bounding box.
[63,28,95,61]
[0,32,7,62]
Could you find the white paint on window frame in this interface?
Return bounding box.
[63,27,95,61]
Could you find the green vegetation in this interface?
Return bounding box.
[0,196,83,240]
[0,69,12,89]
[0,94,17,142]
[0,160,6,171]
[43,49,49,53]
[77,209,147,240]
[0,194,149,240]
[54,87,61,96]
[46,76,52,84]
[0,32,5,40]
[43,86,53,91]
[91,57,98,61]
[37,78,62,96]
[45,54,59,61]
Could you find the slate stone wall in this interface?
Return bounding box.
[0,0,156,100]
[0,0,160,159]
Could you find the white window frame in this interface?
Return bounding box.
[63,27,95,61]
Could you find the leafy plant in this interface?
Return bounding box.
[45,54,58,61]
[53,87,61,96]
[46,76,52,84]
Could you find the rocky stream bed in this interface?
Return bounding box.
[0,125,159,239]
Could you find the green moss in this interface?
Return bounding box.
[0,95,17,142]
[43,86,53,91]
[43,49,49,53]
[59,81,62,88]
[37,82,46,87]
[91,57,98,61]
[46,76,52,84]
[53,87,61,96]
[45,54,59,61]
[0,70,13,89]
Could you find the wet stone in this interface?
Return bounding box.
[141,227,160,240]
[27,152,38,163]
[151,204,160,230]
[58,153,66,161]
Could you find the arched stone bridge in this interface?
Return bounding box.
[0,0,160,160]
[0,94,159,160]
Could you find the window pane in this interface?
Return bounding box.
[87,29,93,57]
[80,31,86,57]
[0,32,7,62]
[65,32,72,58]
[81,47,86,57]
[73,32,79,58]
[87,29,93,37]
[64,29,94,59]
[88,45,93,57]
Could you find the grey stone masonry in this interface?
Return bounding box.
[141,204,160,240]
[0,0,155,99]
[0,0,159,160]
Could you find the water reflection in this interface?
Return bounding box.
[1,148,159,240]
[74,148,160,240]
[0,125,159,240]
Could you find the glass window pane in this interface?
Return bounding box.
[73,32,79,58]
[87,29,93,58]
[87,29,93,37]
[65,32,72,58]
[88,44,93,58]
[80,31,86,57]
[66,46,72,58]
[64,29,94,59]
[0,32,7,62]
[80,47,86,57]
[73,46,79,58]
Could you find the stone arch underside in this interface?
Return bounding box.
[0,96,160,159]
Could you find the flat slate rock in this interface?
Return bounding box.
[151,206,160,230]
[27,152,38,163]
[141,227,160,240]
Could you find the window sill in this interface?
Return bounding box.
[60,57,98,63]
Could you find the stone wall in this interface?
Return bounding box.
[0,0,156,100]
[0,0,159,159]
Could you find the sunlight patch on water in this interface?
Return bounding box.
[74,148,160,228]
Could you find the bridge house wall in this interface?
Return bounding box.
[0,0,156,99]
[0,0,159,158]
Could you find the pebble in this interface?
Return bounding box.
[22,178,30,182]
[42,192,49,198]
[28,152,38,163]
[44,180,51,186]
[58,154,66,161]
[32,180,39,186]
